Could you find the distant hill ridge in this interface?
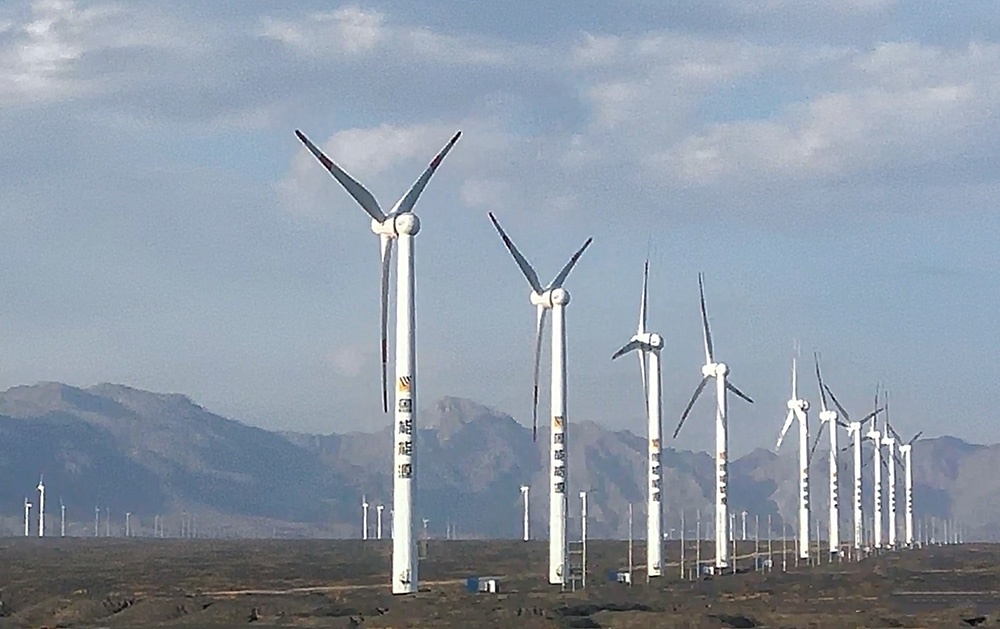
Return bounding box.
[0,383,997,540]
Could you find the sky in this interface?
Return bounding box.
[1,0,998,455]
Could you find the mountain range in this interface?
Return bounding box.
[0,382,996,541]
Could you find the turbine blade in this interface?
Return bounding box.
[776,409,795,450]
[908,431,923,446]
[810,421,827,460]
[532,305,549,442]
[611,339,642,360]
[698,273,714,364]
[791,354,798,400]
[726,381,754,404]
[674,376,710,439]
[549,237,593,289]
[857,407,884,427]
[638,259,649,335]
[488,212,543,293]
[824,384,852,423]
[814,352,829,412]
[379,235,394,414]
[389,131,462,216]
[294,130,386,223]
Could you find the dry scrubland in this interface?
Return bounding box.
[0,538,998,628]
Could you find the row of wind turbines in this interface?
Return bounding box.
[292,127,929,593]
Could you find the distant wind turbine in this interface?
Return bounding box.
[672,274,754,571]
[776,353,810,562]
[36,475,45,538]
[611,260,664,577]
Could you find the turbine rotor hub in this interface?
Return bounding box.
[550,287,570,305]
[819,410,837,422]
[394,212,420,235]
[715,362,728,377]
[648,332,664,349]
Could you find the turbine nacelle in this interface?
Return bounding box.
[787,398,809,412]
[529,288,571,308]
[371,213,421,237]
[899,444,911,454]
[819,409,837,423]
[866,429,881,442]
[633,332,663,351]
[702,362,727,378]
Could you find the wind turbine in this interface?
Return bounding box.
[60,498,66,537]
[488,212,592,585]
[672,274,754,571]
[362,495,369,541]
[866,389,884,549]
[822,383,880,558]
[376,505,385,540]
[520,485,530,542]
[295,127,460,594]
[895,430,921,547]
[24,497,32,537]
[882,393,898,549]
[611,260,664,578]
[775,354,810,562]
[810,354,849,559]
[36,475,45,538]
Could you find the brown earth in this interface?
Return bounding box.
[1,538,998,628]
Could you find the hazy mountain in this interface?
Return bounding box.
[0,383,992,540]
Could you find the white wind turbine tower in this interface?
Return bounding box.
[672,274,754,571]
[822,382,880,558]
[882,394,898,549]
[376,505,385,540]
[362,495,369,541]
[866,389,884,549]
[295,128,461,594]
[520,485,530,542]
[24,497,32,537]
[810,355,849,559]
[896,431,921,547]
[611,260,664,577]
[775,354,810,562]
[37,475,45,537]
[488,212,593,585]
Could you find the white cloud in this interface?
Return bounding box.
[0,0,207,105]
[259,5,386,56]
[649,42,1000,184]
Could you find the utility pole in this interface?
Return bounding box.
[579,491,587,589]
[680,510,685,579]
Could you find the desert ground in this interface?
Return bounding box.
[0,537,997,628]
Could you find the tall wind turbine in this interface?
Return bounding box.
[376,505,385,540]
[520,485,530,542]
[776,354,810,561]
[882,394,898,549]
[611,260,664,578]
[295,128,461,594]
[866,389,884,549]
[895,430,921,547]
[24,497,32,537]
[488,212,592,585]
[810,355,848,559]
[362,495,369,541]
[37,475,45,538]
[672,274,754,571]
[823,383,880,557]
[60,499,66,537]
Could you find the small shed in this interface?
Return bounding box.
[466,576,501,593]
[607,570,632,585]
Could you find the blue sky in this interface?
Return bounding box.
[1,0,998,455]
